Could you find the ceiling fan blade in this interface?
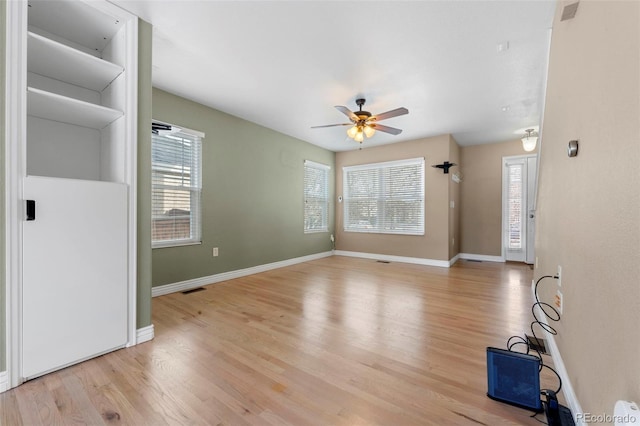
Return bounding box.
[370,107,409,121]
[311,123,352,128]
[335,106,359,122]
[370,123,403,135]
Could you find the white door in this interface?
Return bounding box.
[23,176,128,379]
[502,155,537,263]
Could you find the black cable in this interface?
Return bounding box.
[506,274,563,397]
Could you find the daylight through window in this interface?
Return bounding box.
[304,160,330,233]
[152,123,203,247]
[343,157,424,235]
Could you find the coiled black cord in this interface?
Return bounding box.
[507,274,563,395]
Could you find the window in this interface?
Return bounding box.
[304,160,330,233]
[152,122,203,247]
[343,157,424,235]
[506,162,523,249]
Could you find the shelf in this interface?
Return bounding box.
[28,32,124,92]
[27,87,123,129]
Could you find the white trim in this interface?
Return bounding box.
[458,253,506,263]
[449,253,460,266]
[531,282,584,426]
[152,251,333,297]
[135,325,154,344]
[124,11,139,350]
[342,156,424,173]
[304,159,331,170]
[0,371,8,393]
[152,119,205,139]
[334,250,451,268]
[5,0,28,391]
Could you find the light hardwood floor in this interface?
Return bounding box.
[1,256,557,425]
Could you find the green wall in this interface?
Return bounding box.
[1,0,7,372]
[152,89,335,287]
[136,19,153,328]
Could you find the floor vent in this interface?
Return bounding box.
[467,259,482,263]
[376,260,391,264]
[182,287,206,295]
[526,334,548,355]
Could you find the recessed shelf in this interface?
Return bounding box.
[28,32,123,92]
[27,87,123,129]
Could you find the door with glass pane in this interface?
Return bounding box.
[502,155,537,263]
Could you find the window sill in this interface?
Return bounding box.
[152,240,202,249]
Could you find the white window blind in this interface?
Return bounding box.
[506,163,523,250]
[304,160,330,233]
[152,123,203,248]
[343,157,425,235]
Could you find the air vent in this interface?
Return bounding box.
[182,287,205,295]
[561,1,579,21]
[376,260,390,264]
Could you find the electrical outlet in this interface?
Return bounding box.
[213,247,219,257]
[557,265,562,287]
[555,289,563,315]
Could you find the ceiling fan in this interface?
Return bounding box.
[312,98,409,144]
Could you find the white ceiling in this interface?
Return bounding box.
[113,0,556,152]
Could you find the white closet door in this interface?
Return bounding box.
[23,176,128,379]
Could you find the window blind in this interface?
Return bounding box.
[506,163,523,249]
[152,125,203,247]
[304,160,330,233]
[343,157,425,235]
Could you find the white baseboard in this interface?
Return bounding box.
[334,250,451,268]
[458,253,505,263]
[152,251,333,297]
[0,371,8,393]
[136,324,155,344]
[449,253,461,266]
[531,282,584,426]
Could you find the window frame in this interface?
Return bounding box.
[343,157,425,236]
[303,160,330,234]
[151,121,204,249]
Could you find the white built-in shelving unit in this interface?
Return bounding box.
[4,0,140,385]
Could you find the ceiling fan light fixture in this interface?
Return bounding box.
[363,125,375,138]
[522,128,538,152]
[347,126,358,138]
[354,128,364,142]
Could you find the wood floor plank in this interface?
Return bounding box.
[1,257,556,425]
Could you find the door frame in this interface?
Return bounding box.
[501,154,538,263]
[3,0,138,391]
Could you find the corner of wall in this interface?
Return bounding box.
[136,18,153,329]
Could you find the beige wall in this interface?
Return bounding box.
[536,0,639,417]
[460,139,534,256]
[335,135,458,262]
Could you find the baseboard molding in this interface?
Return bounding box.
[152,251,333,297]
[334,250,451,268]
[458,253,505,263]
[0,371,8,393]
[531,282,584,425]
[136,324,155,344]
[449,253,461,266]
